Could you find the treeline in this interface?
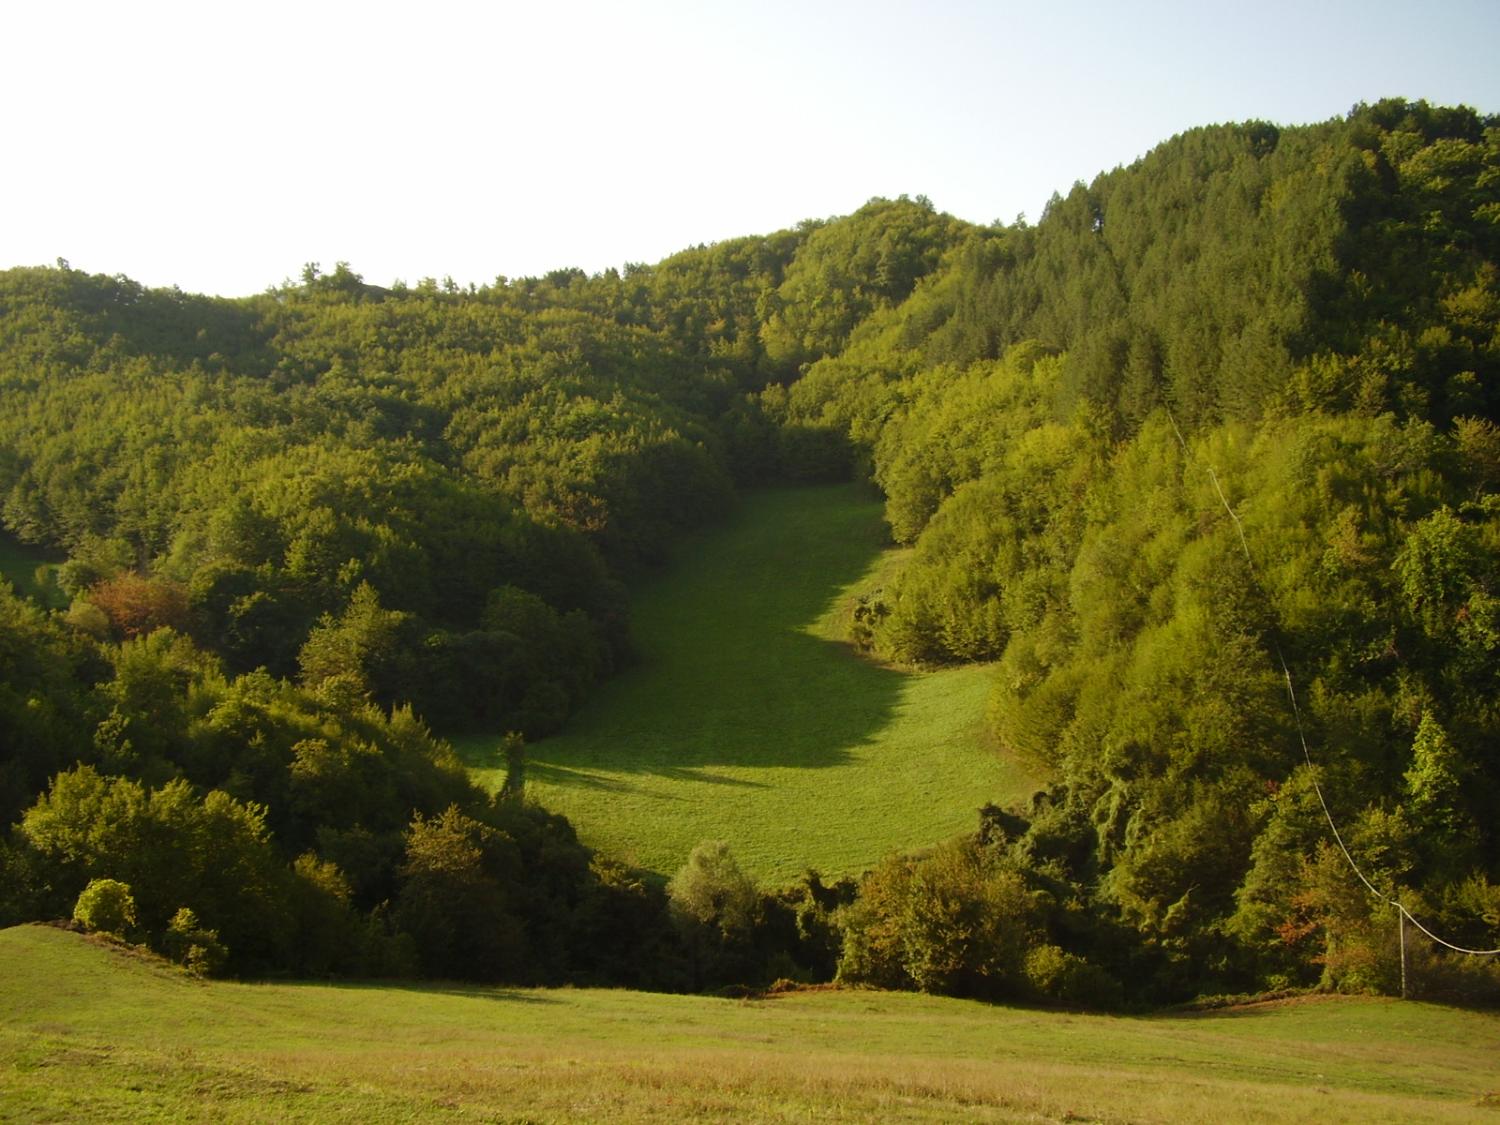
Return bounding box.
[3,99,1499,1003]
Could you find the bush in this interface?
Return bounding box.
[162,907,228,976]
[1408,944,1500,1006]
[1023,944,1124,1008]
[73,878,137,938]
[668,840,758,936]
[668,840,763,988]
[837,838,1045,1000]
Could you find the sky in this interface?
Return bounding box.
[4,0,1498,298]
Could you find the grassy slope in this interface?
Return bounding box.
[5,925,1499,1123]
[460,483,1043,883]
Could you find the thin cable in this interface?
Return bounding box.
[1397,904,1500,956]
[1162,409,1500,956]
[1205,465,1254,564]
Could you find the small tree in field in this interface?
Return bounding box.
[668,840,758,937]
[73,878,137,939]
[668,840,763,988]
[498,731,526,800]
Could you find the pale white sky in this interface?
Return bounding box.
[4,0,1497,297]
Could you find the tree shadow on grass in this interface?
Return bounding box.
[1149,995,1351,1020]
[527,762,768,794]
[308,978,560,1004]
[530,484,912,778]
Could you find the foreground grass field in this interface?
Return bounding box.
[459,484,1043,883]
[5,925,1499,1123]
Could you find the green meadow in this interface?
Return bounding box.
[0,531,63,607]
[5,924,1498,1123]
[459,484,1043,883]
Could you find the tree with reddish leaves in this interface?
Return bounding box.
[87,573,189,639]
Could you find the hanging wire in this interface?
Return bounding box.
[1164,409,1500,957]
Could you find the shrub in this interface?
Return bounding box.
[668,840,763,988]
[668,840,758,937]
[1023,944,1124,1008]
[73,878,137,938]
[838,838,1046,1000]
[162,907,228,976]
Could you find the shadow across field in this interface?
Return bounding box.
[310,979,561,1005]
[530,484,906,777]
[452,483,1022,881]
[527,762,771,794]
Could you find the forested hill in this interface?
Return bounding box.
[1,98,1498,1002]
[0,195,968,731]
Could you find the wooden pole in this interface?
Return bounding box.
[1398,907,1408,1000]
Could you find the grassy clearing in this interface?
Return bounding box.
[458,484,1043,884]
[0,531,64,607]
[6,924,1499,1123]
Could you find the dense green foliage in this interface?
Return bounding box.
[785,99,1500,1002]
[2,100,1498,1003]
[0,611,682,980]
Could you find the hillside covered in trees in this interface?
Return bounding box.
[1,98,1497,1004]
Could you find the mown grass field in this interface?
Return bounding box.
[458,484,1044,884]
[5,924,1499,1123]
